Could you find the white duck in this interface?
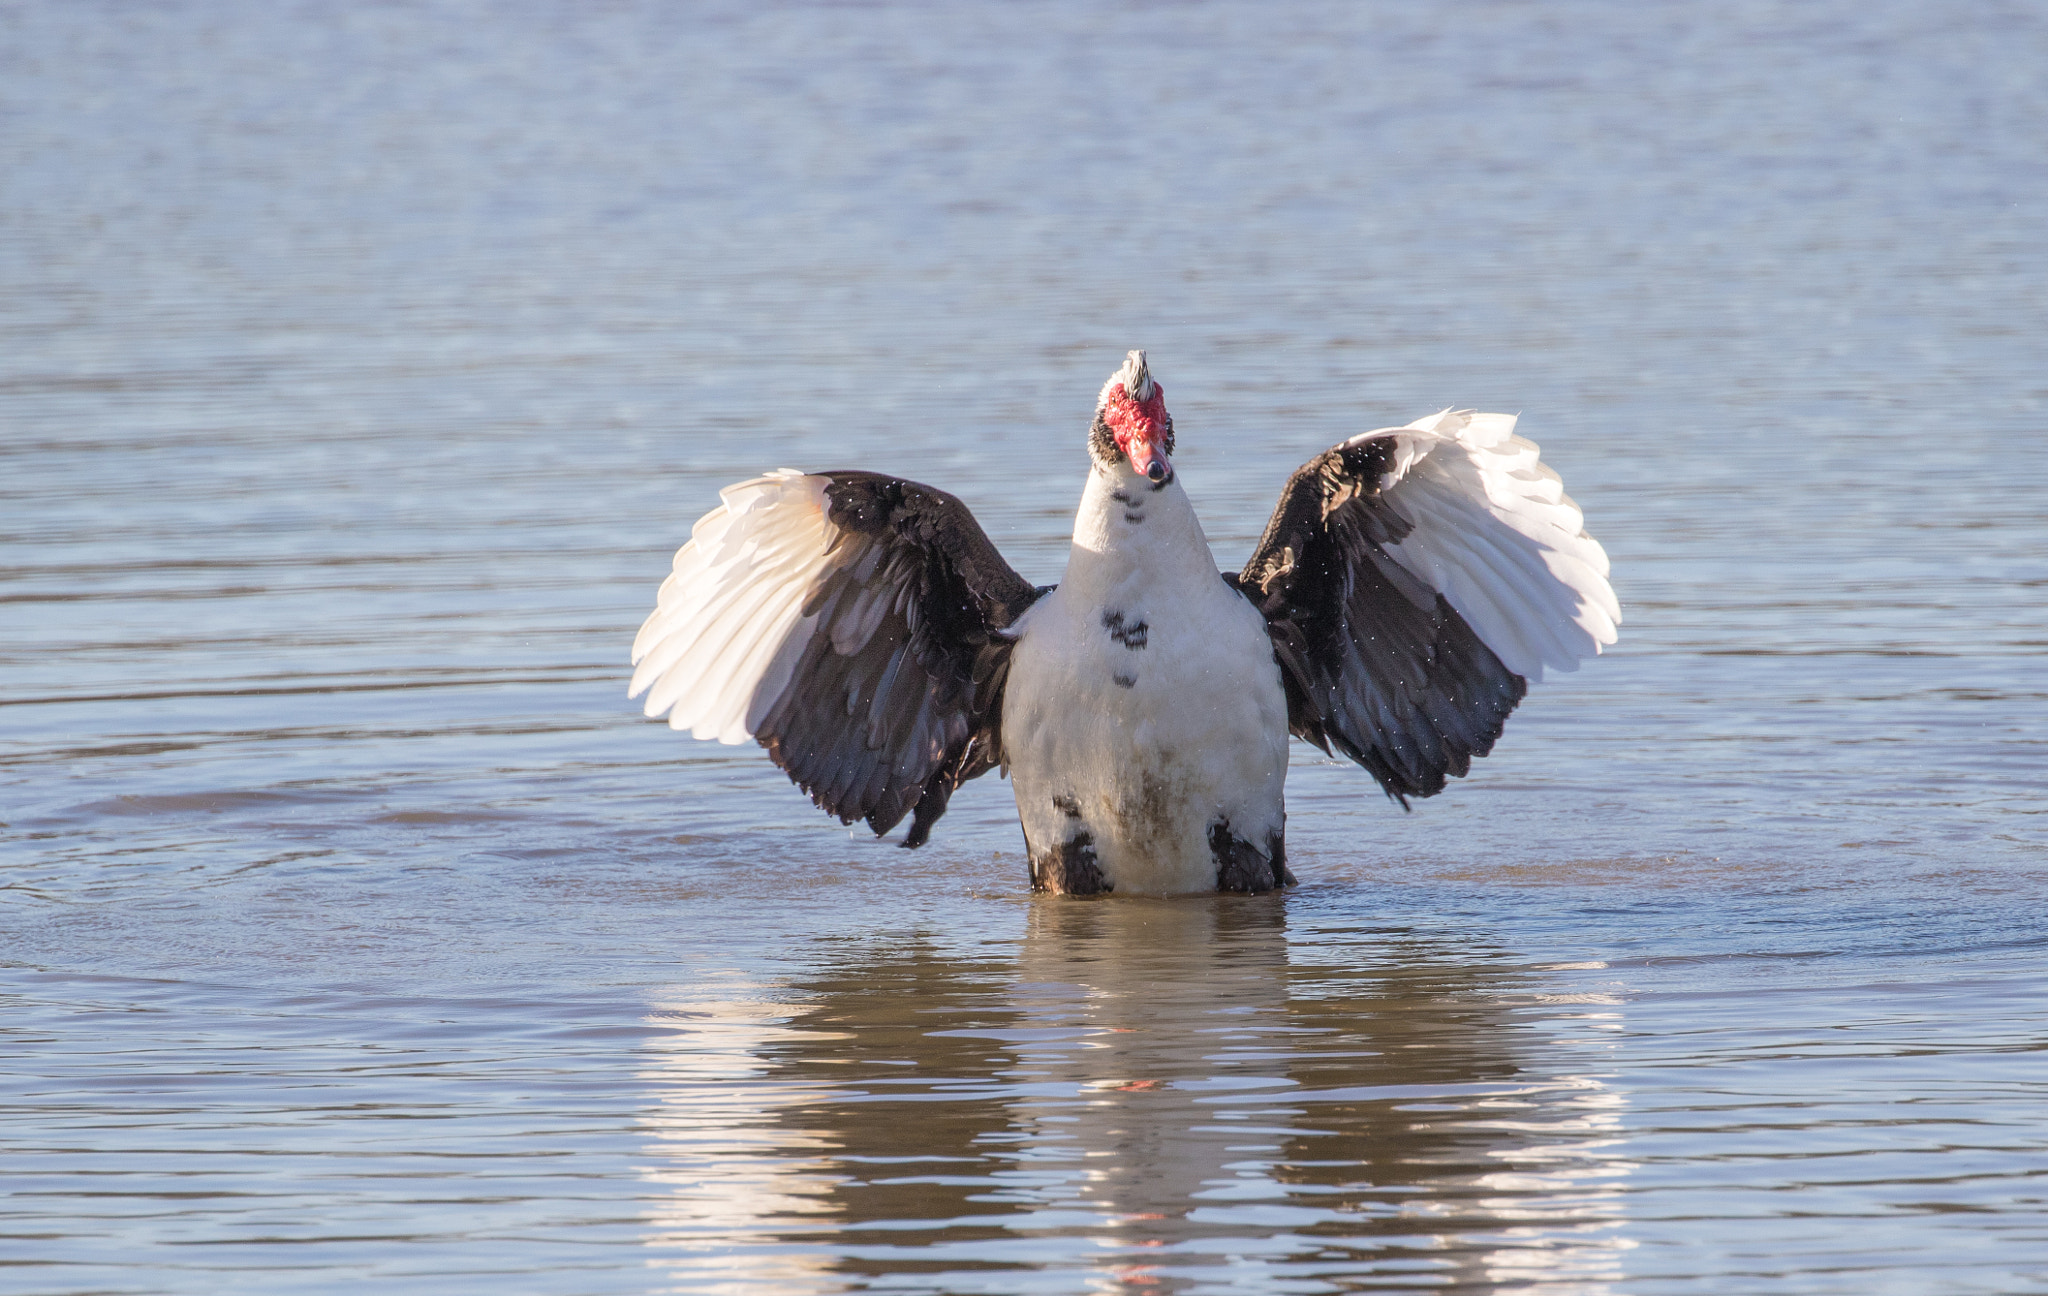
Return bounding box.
[629,352,1618,895]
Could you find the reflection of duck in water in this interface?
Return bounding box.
[639,901,1632,1290]
[630,351,1618,894]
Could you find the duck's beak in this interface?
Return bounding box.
[1126,431,1171,482]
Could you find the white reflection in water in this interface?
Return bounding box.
[639,1001,843,1294]
[639,903,1634,1292]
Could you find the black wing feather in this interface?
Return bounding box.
[1227,440,1527,804]
[753,472,1042,847]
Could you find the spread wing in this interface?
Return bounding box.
[1228,410,1619,803]
[629,469,1043,847]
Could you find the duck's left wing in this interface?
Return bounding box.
[630,470,1043,847]
[1227,411,1619,803]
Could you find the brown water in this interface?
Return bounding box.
[4,2,2046,1292]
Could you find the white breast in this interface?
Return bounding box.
[1003,464,1290,895]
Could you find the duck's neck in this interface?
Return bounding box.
[1059,463,1219,605]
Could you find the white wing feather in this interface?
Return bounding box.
[628,470,836,744]
[1358,410,1619,681]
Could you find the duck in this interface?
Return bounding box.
[629,352,1618,896]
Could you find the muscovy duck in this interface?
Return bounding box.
[629,352,1618,895]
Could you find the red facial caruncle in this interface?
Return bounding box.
[1102,380,1174,483]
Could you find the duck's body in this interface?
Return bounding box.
[629,352,1619,895]
[1004,458,1289,895]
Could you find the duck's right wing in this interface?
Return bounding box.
[1228,411,1618,803]
[630,470,1044,846]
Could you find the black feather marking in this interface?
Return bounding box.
[1031,829,1109,895]
[1088,415,1119,468]
[1111,671,1137,689]
[1211,819,1288,893]
[1101,610,1149,650]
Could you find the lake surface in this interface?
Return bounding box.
[4,1,2046,1292]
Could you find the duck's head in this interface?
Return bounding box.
[1092,350,1174,483]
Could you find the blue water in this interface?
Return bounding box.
[4,2,2046,1292]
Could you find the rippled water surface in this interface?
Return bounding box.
[5,2,2047,1292]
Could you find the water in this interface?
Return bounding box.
[3,1,2045,1291]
